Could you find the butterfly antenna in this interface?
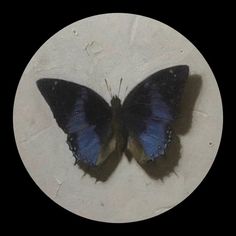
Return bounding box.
[105,79,112,99]
[118,77,123,98]
[109,85,113,97]
[124,86,129,98]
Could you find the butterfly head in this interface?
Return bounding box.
[111,95,122,109]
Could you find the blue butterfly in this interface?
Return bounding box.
[36,65,189,166]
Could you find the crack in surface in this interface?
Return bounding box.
[129,16,139,45]
[54,178,63,198]
[193,109,208,117]
[53,168,70,199]
[19,125,53,144]
[33,65,69,73]
[155,206,172,214]
[84,41,103,56]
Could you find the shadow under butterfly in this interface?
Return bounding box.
[36,65,202,181]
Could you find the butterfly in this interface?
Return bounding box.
[36,65,189,166]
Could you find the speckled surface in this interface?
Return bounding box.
[13,13,223,223]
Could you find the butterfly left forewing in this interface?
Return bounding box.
[37,78,113,166]
[122,65,189,163]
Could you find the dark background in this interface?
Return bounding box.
[4,2,231,233]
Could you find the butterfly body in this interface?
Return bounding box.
[37,65,189,166]
[110,96,128,157]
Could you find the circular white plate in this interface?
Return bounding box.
[13,13,223,223]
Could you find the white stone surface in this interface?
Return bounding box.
[13,13,223,223]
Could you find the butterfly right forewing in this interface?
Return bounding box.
[122,65,189,163]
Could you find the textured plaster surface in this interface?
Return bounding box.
[13,13,223,223]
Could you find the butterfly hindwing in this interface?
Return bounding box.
[122,65,189,163]
[37,79,113,166]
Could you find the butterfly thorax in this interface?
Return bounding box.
[110,95,122,125]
